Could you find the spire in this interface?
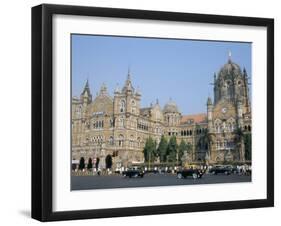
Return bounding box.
[81,79,91,96]
[156,98,159,105]
[207,96,212,105]
[80,79,92,103]
[122,69,134,93]
[243,67,248,78]
[127,66,131,81]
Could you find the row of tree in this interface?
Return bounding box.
[143,135,192,164]
[77,156,114,170]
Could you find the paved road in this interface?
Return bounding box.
[71,173,251,190]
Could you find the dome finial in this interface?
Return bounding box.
[100,82,107,95]
[228,50,232,63]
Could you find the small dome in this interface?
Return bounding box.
[218,59,242,80]
[163,99,179,113]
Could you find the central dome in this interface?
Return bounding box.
[218,59,242,80]
[163,99,179,113]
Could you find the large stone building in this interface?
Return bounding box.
[72,55,251,169]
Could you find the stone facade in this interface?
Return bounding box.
[72,56,251,168]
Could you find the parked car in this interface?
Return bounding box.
[176,169,204,179]
[122,168,145,178]
[224,165,239,174]
[209,165,232,175]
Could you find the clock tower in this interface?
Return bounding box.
[207,53,251,163]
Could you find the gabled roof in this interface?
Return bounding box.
[181,113,207,124]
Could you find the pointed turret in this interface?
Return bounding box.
[122,70,134,93]
[207,97,213,132]
[207,96,212,106]
[114,83,121,94]
[80,79,92,104]
[242,67,251,112]
[135,86,141,97]
[156,98,159,105]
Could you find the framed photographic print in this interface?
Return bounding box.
[32,4,274,221]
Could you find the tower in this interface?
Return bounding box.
[207,97,213,133]
[80,79,92,105]
[209,53,251,163]
[113,70,141,117]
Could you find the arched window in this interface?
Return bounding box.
[248,125,251,131]
[137,137,141,147]
[109,136,114,145]
[110,118,114,128]
[119,134,124,147]
[120,117,125,127]
[120,100,126,113]
[129,135,134,147]
[76,106,82,117]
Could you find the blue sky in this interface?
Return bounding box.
[72,34,251,115]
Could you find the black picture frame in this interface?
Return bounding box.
[32,4,274,222]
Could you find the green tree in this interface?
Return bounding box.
[167,136,178,163]
[178,139,187,163]
[95,157,100,170]
[235,128,251,161]
[157,135,168,162]
[143,137,157,163]
[79,157,85,170]
[105,155,113,169]
[87,158,93,169]
[244,133,252,160]
[186,142,192,154]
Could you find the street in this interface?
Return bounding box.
[71,173,251,190]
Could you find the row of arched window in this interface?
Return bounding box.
[92,120,104,129]
[108,135,142,148]
[216,140,234,150]
[85,135,103,144]
[137,120,149,131]
[214,120,236,133]
[181,130,193,136]
[196,128,207,134]
[180,128,207,137]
